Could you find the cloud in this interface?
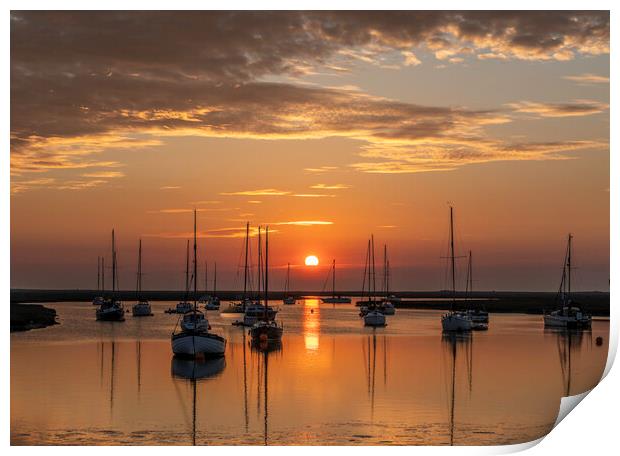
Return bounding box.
[145,226,279,239]
[563,73,609,84]
[508,99,609,117]
[9,11,610,187]
[304,166,340,173]
[220,188,291,196]
[310,183,352,189]
[269,221,333,226]
[351,139,606,173]
[292,193,336,198]
[81,171,125,178]
[160,185,180,190]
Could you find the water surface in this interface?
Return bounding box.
[11,299,608,445]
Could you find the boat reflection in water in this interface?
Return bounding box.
[545,328,591,397]
[170,356,226,445]
[442,332,473,446]
[250,336,283,445]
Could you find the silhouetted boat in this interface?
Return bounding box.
[132,239,153,316]
[283,263,296,305]
[243,226,278,326]
[175,240,193,314]
[544,234,591,329]
[92,256,105,305]
[362,236,386,327]
[379,245,396,315]
[321,259,351,303]
[441,207,472,332]
[223,222,252,314]
[463,250,488,328]
[199,261,220,310]
[96,230,125,321]
[171,210,226,358]
[250,227,284,342]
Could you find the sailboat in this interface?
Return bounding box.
[249,226,284,343]
[321,259,351,303]
[222,222,253,314]
[464,251,488,326]
[243,226,278,326]
[199,262,221,310]
[92,256,105,305]
[132,239,153,316]
[171,210,226,358]
[175,240,194,314]
[441,207,473,332]
[379,245,396,315]
[363,235,386,327]
[96,230,125,321]
[544,234,592,329]
[283,263,296,305]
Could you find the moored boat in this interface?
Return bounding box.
[321,259,351,303]
[283,263,296,305]
[96,230,125,322]
[250,227,284,343]
[132,239,153,317]
[441,207,473,333]
[544,234,591,329]
[171,210,226,358]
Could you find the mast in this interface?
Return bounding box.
[258,225,262,298]
[567,233,572,295]
[466,250,473,296]
[136,239,143,300]
[332,259,336,298]
[184,239,190,301]
[383,244,388,297]
[102,257,105,295]
[285,263,290,295]
[193,209,197,312]
[243,222,249,301]
[371,235,376,305]
[111,229,116,298]
[363,239,370,302]
[264,227,269,320]
[450,206,456,311]
[97,256,101,292]
[213,262,217,296]
[205,261,208,296]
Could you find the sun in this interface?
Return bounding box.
[305,255,319,266]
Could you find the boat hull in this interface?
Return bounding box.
[171,332,226,358]
[283,297,296,305]
[249,322,283,341]
[441,313,472,332]
[364,311,386,327]
[544,314,591,329]
[132,303,153,316]
[322,297,351,304]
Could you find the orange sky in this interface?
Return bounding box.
[10,12,609,291]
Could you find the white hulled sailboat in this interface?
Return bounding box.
[132,239,153,316]
[543,234,591,329]
[171,210,226,358]
[441,207,472,332]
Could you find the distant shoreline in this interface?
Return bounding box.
[10,289,610,316]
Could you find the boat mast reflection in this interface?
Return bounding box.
[549,329,588,397]
[170,356,226,445]
[442,332,472,446]
[250,337,282,445]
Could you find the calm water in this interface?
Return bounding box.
[11,300,608,445]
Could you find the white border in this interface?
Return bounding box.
[3,1,616,453]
